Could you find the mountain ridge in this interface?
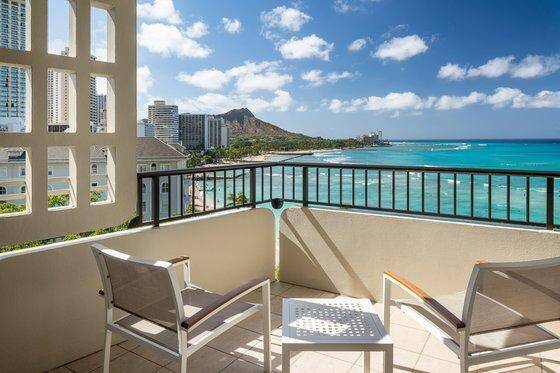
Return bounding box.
[217,108,306,138]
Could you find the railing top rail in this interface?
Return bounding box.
[281,161,560,177]
[137,160,560,178]
[137,161,279,178]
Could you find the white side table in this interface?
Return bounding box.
[282,298,393,373]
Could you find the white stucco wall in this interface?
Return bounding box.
[280,207,560,300]
[0,208,276,373]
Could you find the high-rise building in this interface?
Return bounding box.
[179,113,205,149]
[0,0,27,132]
[96,94,107,133]
[221,122,230,148]
[148,100,178,144]
[46,48,98,132]
[179,114,230,150]
[137,119,155,138]
[205,116,225,149]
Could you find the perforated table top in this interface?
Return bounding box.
[282,298,392,348]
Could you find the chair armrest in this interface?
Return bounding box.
[384,270,465,330]
[181,275,269,330]
[167,256,189,266]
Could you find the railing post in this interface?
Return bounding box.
[152,176,160,227]
[546,177,554,230]
[302,166,308,207]
[250,168,257,208]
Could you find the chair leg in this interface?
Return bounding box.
[179,354,187,373]
[459,330,469,373]
[383,275,391,334]
[262,281,271,372]
[102,328,112,373]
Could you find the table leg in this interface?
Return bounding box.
[363,352,370,373]
[282,349,291,373]
[384,349,393,373]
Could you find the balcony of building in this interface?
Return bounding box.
[2,161,560,372]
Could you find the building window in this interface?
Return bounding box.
[91,182,98,187]
[19,166,25,176]
[20,185,25,193]
[138,164,148,172]
[48,166,53,176]
[160,163,170,170]
[142,182,146,194]
[0,186,6,195]
[151,163,157,171]
[142,201,146,212]
[161,182,169,193]
[91,164,98,174]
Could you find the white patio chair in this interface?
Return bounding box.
[383,257,560,372]
[91,243,271,373]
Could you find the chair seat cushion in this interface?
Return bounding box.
[115,287,257,351]
[396,291,557,354]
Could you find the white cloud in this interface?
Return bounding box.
[373,35,428,61]
[176,90,293,114]
[510,55,560,79]
[176,69,230,90]
[137,65,154,94]
[301,70,354,87]
[222,18,242,34]
[176,60,292,93]
[278,34,334,61]
[235,71,292,93]
[138,23,212,59]
[227,61,280,77]
[334,0,380,13]
[296,105,308,112]
[467,56,513,78]
[261,6,311,32]
[485,87,523,108]
[439,54,560,80]
[435,92,486,110]
[246,90,293,112]
[347,38,367,52]
[185,21,209,39]
[364,92,427,111]
[327,88,560,114]
[137,0,181,25]
[437,63,467,81]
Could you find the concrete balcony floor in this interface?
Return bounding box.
[50,282,557,373]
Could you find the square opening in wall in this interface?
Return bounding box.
[48,0,76,56]
[0,63,31,133]
[0,147,29,215]
[47,69,76,133]
[90,76,114,133]
[1,0,30,52]
[90,145,114,204]
[91,5,114,62]
[47,146,75,210]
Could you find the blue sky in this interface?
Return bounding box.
[51,0,560,139]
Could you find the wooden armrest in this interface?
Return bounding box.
[168,256,189,265]
[181,275,269,329]
[384,270,465,330]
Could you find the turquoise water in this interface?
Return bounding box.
[191,140,560,226]
[269,140,560,225]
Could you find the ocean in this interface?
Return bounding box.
[202,140,560,225]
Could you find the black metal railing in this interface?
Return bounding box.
[137,161,560,230]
